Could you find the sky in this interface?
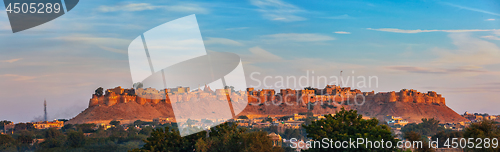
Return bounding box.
[0,0,499,122]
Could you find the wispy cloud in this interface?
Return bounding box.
[486,19,496,21]
[248,46,282,61]
[319,14,352,19]
[367,28,499,33]
[0,74,36,81]
[442,2,500,16]
[250,0,306,22]
[334,31,351,34]
[263,33,335,42]
[51,34,130,46]
[386,66,487,74]
[204,37,244,46]
[1,58,22,63]
[226,27,249,30]
[481,35,500,40]
[99,46,127,54]
[97,3,208,14]
[435,33,500,66]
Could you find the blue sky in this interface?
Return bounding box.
[1,0,500,122]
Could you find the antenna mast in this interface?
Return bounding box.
[44,99,47,121]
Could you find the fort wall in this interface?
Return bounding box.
[88,85,445,108]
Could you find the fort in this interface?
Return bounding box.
[88,85,247,108]
[87,85,445,108]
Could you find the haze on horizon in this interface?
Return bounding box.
[1,0,500,122]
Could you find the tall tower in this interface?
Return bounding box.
[44,99,47,122]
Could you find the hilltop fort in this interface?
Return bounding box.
[67,85,466,124]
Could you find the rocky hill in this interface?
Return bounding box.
[67,86,468,124]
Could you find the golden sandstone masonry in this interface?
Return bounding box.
[88,85,445,109]
[72,85,463,125]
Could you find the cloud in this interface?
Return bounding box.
[319,14,352,19]
[0,74,36,81]
[51,34,129,46]
[434,33,500,66]
[334,31,351,34]
[367,28,499,33]
[99,46,127,54]
[250,0,306,22]
[263,33,335,42]
[1,58,22,63]
[486,19,496,21]
[98,3,157,12]
[441,2,500,16]
[248,46,282,61]
[97,3,208,14]
[226,27,249,30]
[386,66,487,74]
[204,37,244,46]
[481,35,500,40]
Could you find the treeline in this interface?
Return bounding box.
[0,120,172,152]
[401,118,500,152]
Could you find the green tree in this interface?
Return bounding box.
[16,131,34,145]
[0,120,12,130]
[95,87,104,96]
[76,123,96,133]
[403,131,434,152]
[139,126,153,136]
[0,134,16,152]
[238,115,249,119]
[44,128,62,139]
[302,108,397,152]
[401,118,444,136]
[134,126,205,152]
[431,130,463,148]
[196,123,282,152]
[66,130,85,148]
[110,120,121,127]
[133,82,144,89]
[463,120,500,152]
[0,134,14,147]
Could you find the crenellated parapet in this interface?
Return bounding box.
[89,86,446,108]
[88,86,249,108]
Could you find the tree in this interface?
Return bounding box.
[66,130,85,148]
[403,131,434,152]
[196,123,282,152]
[0,120,12,130]
[44,128,62,139]
[463,120,500,151]
[110,120,121,127]
[431,130,463,148]
[238,115,249,119]
[14,123,35,132]
[40,128,64,149]
[16,131,34,145]
[0,134,14,147]
[401,118,444,136]
[95,87,104,96]
[302,107,397,151]
[133,82,144,89]
[76,123,96,133]
[135,126,205,152]
[133,123,283,152]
